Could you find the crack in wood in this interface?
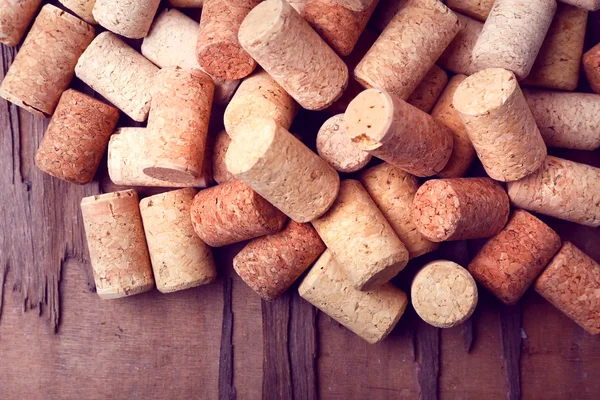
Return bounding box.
[219,278,236,400]
[0,262,8,322]
[499,305,522,400]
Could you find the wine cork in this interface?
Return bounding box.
[312,180,409,291]
[299,250,408,344]
[212,130,234,184]
[139,188,216,294]
[359,163,439,259]
[521,4,587,91]
[431,74,476,178]
[354,0,460,100]
[81,190,155,299]
[453,68,547,182]
[446,0,494,21]
[59,0,96,24]
[370,0,408,32]
[559,0,600,10]
[92,0,160,39]
[196,0,259,80]
[413,178,510,242]
[583,43,600,95]
[75,32,159,122]
[471,0,557,80]
[226,119,340,223]
[238,0,349,110]
[344,88,453,177]
[0,0,42,46]
[190,180,288,247]
[35,90,119,185]
[411,260,477,328]
[316,114,372,173]
[523,89,600,151]
[406,65,449,113]
[167,0,203,7]
[437,13,483,76]
[234,221,326,300]
[507,156,600,228]
[468,210,562,305]
[0,5,94,117]
[331,0,373,11]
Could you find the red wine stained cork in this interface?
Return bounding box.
[312,180,409,291]
[92,0,160,39]
[559,0,600,10]
[81,190,155,299]
[0,0,42,46]
[299,249,408,344]
[344,88,453,177]
[0,5,94,117]
[523,89,600,151]
[406,65,448,113]
[168,0,203,6]
[413,177,510,242]
[190,180,288,247]
[331,0,373,11]
[35,90,119,185]
[316,114,372,173]
[238,0,349,110]
[140,188,217,293]
[212,130,234,184]
[75,32,159,122]
[234,221,326,300]
[583,43,600,95]
[468,210,561,305]
[507,156,600,228]
[196,0,260,80]
[521,4,587,91]
[354,0,460,101]
[359,163,439,259]
[411,260,477,328]
[59,0,96,24]
[446,0,494,21]
[453,68,547,182]
[437,13,483,76]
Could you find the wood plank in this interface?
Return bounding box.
[498,305,522,400]
[289,293,318,400]
[219,278,236,400]
[415,321,440,400]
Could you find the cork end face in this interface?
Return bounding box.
[197,42,257,80]
[344,89,394,151]
[453,68,518,116]
[412,180,460,242]
[316,114,372,173]
[225,118,278,175]
[238,0,285,49]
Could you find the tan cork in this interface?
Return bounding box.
[344,88,453,177]
[406,65,448,113]
[140,188,216,294]
[468,210,561,305]
[75,32,159,122]
[316,114,372,173]
[370,0,408,32]
[92,0,160,39]
[312,180,409,291]
[35,90,119,185]
[81,190,155,299]
[446,0,494,21]
[507,156,600,228]
[288,0,308,13]
[413,177,510,242]
[583,43,600,95]
[412,260,477,328]
[212,130,234,184]
[59,0,96,24]
[238,0,348,110]
[0,0,41,46]
[535,242,600,334]
[559,0,600,10]
[437,13,483,76]
[299,250,408,344]
[234,221,326,301]
[354,0,460,101]
[359,163,439,259]
[331,0,374,11]
[453,68,547,182]
[0,5,94,117]
[167,0,203,6]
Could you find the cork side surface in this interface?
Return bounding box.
[212,130,234,184]
[92,0,160,38]
[0,0,43,46]
[446,0,494,21]
[558,0,600,11]
[406,64,448,113]
[583,43,600,95]
[316,114,372,173]
[437,13,483,76]
[59,0,97,24]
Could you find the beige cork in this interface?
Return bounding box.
[0,5,94,117]
[583,43,600,95]
[59,0,96,24]
[316,114,372,173]
[212,130,234,184]
[140,188,216,294]
[453,68,547,182]
[35,90,119,185]
[507,156,600,228]
[344,88,453,177]
[331,0,374,11]
[354,0,460,101]
[0,0,42,46]
[81,190,155,299]
[167,0,203,6]
[75,32,159,122]
[299,250,408,344]
[238,0,348,110]
[413,178,510,242]
[446,0,494,21]
[437,13,483,76]
[412,260,477,328]
[559,0,600,10]
[359,163,439,259]
[406,65,449,113]
[92,0,160,39]
[468,210,561,305]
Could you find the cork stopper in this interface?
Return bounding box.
[92,0,160,39]
[330,0,373,11]
[558,0,600,11]
[437,13,483,76]
[316,114,372,173]
[212,130,234,184]
[0,0,42,46]
[446,0,494,21]
[583,42,600,95]
[59,0,97,24]
[406,65,449,114]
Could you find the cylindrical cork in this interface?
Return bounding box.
[431,74,476,178]
[406,65,449,113]
[523,89,600,151]
[453,68,547,182]
[359,163,439,259]
[0,5,94,117]
[437,13,483,76]
[212,130,234,184]
[468,210,561,305]
[75,32,159,122]
[312,180,409,291]
[238,0,348,110]
[559,0,600,11]
[583,43,600,95]
[413,178,510,242]
[35,90,119,185]
[139,188,216,294]
[299,250,408,344]
[81,190,155,299]
[331,0,373,11]
[370,0,407,32]
[59,0,96,24]
[446,0,494,21]
[92,0,160,38]
[226,118,340,223]
[471,0,557,80]
[0,0,42,46]
[316,114,372,173]
[234,221,326,300]
[354,0,460,101]
[344,88,453,177]
[411,260,478,328]
[507,156,600,228]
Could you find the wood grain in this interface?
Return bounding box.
[219,278,236,400]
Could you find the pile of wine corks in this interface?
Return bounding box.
[2,0,600,343]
